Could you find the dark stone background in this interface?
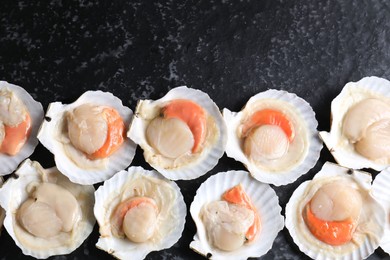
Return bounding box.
[0,0,389,259]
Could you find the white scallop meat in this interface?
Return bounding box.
[190,170,284,260]
[128,86,227,180]
[94,166,186,260]
[223,89,322,186]
[0,81,44,176]
[38,90,137,185]
[285,162,385,259]
[0,159,95,259]
[319,76,390,170]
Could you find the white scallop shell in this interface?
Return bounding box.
[0,81,44,176]
[372,169,390,254]
[223,89,322,186]
[0,159,95,259]
[94,166,187,260]
[128,86,227,180]
[38,90,137,185]
[190,170,284,260]
[319,76,390,171]
[285,162,385,260]
[0,177,4,232]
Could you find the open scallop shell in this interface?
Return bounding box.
[372,169,390,254]
[128,86,227,180]
[223,89,322,186]
[94,166,186,260]
[190,170,284,260]
[38,90,137,185]
[319,76,390,171]
[285,162,385,259]
[0,159,95,259]
[0,81,44,176]
[0,177,4,232]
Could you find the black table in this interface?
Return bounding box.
[1,1,389,259]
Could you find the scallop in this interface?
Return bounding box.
[372,168,390,255]
[0,177,4,232]
[38,91,137,185]
[285,162,385,259]
[0,159,95,259]
[0,81,44,176]
[190,170,284,260]
[223,89,322,186]
[128,86,227,180]
[319,76,390,170]
[94,166,186,260]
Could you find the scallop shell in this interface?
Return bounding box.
[285,162,385,260]
[190,170,284,260]
[319,76,390,171]
[128,86,227,180]
[38,90,137,185]
[0,159,95,259]
[0,177,4,232]
[372,169,390,254]
[94,166,187,260]
[0,81,44,176]
[223,89,322,186]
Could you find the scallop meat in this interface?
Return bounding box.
[38,90,137,185]
[223,89,322,185]
[0,81,44,176]
[285,162,385,259]
[128,86,227,180]
[94,166,186,260]
[190,170,284,260]
[319,76,390,170]
[0,159,95,259]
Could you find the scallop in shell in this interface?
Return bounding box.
[128,86,227,180]
[0,81,44,176]
[94,166,186,260]
[0,177,4,232]
[190,170,284,259]
[319,76,390,170]
[0,159,95,259]
[38,91,137,185]
[372,169,390,254]
[285,162,385,259]
[223,89,322,186]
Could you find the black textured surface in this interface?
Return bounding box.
[0,0,389,259]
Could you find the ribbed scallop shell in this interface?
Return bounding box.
[190,170,284,260]
[94,166,186,260]
[223,89,322,186]
[0,177,4,232]
[0,81,44,176]
[372,169,390,254]
[38,91,137,185]
[128,86,227,180]
[319,76,390,171]
[285,162,385,260]
[0,159,95,259]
